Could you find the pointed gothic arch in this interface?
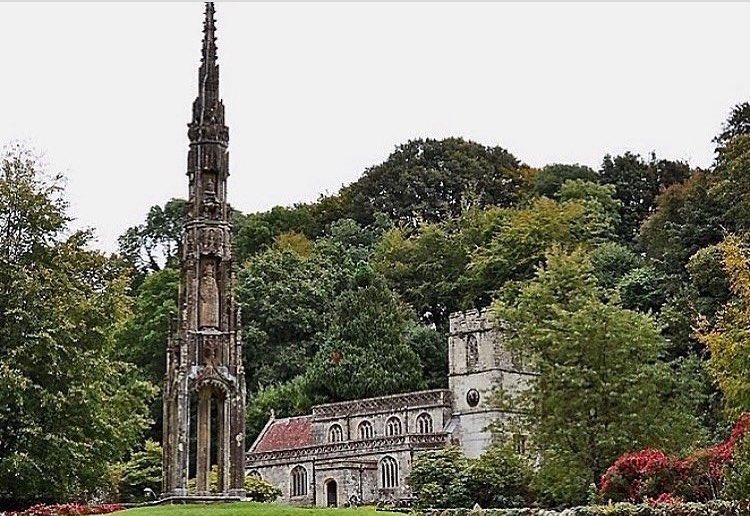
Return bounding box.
[290,465,308,497]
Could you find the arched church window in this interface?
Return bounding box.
[385,416,402,436]
[248,470,261,479]
[328,423,344,443]
[466,334,479,370]
[358,420,374,439]
[380,456,399,488]
[291,465,308,497]
[416,413,433,434]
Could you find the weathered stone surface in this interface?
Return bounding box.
[162,2,245,498]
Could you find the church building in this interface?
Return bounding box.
[163,3,532,506]
[245,309,534,507]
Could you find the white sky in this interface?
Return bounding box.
[1,2,749,253]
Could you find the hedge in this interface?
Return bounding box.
[422,500,750,516]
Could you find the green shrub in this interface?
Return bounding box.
[408,447,472,509]
[420,500,750,515]
[530,451,592,508]
[723,435,750,500]
[186,468,280,502]
[465,445,532,508]
[244,475,281,503]
[117,440,162,502]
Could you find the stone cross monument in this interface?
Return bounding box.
[162,2,246,498]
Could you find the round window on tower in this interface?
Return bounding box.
[466,389,480,407]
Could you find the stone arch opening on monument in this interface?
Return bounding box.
[191,385,231,494]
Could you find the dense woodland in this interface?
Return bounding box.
[2,101,750,509]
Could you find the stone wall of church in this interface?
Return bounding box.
[314,462,377,507]
[250,450,413,507]
[251,460,314,506]
[311,390,453,443]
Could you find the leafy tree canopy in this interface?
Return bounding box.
[599,152,690,243]
[0,144,153,507]
[493,247,700,494]
[532,163,598,199]
[343,137,530,228]
[698,236,750,419]
[118,198,186,283]
[714,101,750,164]
[304,268,425,402]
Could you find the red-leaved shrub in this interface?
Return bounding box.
[599,449,682,502]
[599,413,750,503]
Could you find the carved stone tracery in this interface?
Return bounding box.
[162,2,246,499]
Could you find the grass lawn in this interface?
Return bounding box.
[121,502,400,515]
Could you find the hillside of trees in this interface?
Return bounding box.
[2,100,750,508]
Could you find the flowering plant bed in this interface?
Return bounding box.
[5,503,124,516]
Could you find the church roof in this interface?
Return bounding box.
[251,415,313,453]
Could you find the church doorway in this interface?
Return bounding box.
[325,479,337,507]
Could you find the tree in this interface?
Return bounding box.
[238,247,336,391]
[710,135,750,234]
[233,204,320,262]
[117,198,187,282]
[0,144,153,507]
[343,137,530,228]
[558,179,620,244]
[405,322,448,389]
[464,193,617,307]
[493,247,699,500]
[698,236,750,418]
[115,267,179,442]
[616,266,669,314]
[305,268,424,402]
[117,268,179,385]
[408,445,531,509]
[532,163,598,199]
[589,242,642,295]
[714,101,750,164]
[465,445,532,508]
[373,224,469,327]
[640,171,724,275]
[599,152,690,243]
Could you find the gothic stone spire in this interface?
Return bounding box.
[163,2,246,499]
[190,1,227,143]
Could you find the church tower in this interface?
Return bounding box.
[162,2,246,498]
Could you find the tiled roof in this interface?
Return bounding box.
[252,416,313,453]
